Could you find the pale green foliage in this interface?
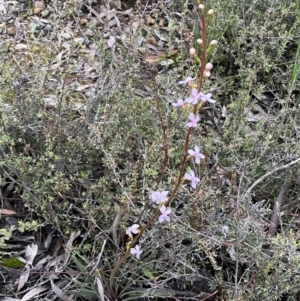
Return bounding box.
[18,220,44,233]
[0,227,14,249]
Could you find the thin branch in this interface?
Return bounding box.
[268,182,287,237]
[244,157,300,197]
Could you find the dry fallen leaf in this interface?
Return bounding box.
[14,44,28,51]
[245,104,275,123]
[146,16,156,25]
[17,269,30,292]
[0,208,17,215]
[17,244,39,291]
[107,35,116,48]
[108,0,121,10]
[148,36,157,46]
[7,26,16,35]
[33,1,45,14]
[96,272,105,301]
[106,9,116,21]
[54,231,80,273]
[26,243,38,266]
[21,286,48,301]
[76,84,92,91]
[145,49,178,63]
[0,0,6,13]
[51,278,73,301]
[89,7,104,24]
[80,18,88,25]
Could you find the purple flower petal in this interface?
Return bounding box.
[200,93,216,104]
[186,88,204,105]
[130,245,143,259]
[173,98,185,107]
[150,190,169,204]
[159,205,172,222]
[178,76,195,85]
[185,170,200,188]
[126,224,139,236]
[188,145,205,164]
[186,113,200,128]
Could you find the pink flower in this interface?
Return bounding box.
[185,170,200,189]
[159,205,172,223]
[178,76,195,86]
[126,224,139,236]
[200,93,216,104]
[173,98,185,108]
[186,113,200,128]
[150,191,169,204]
[188,146,205,164]
[130,245,143,259]
[186,88,203,105]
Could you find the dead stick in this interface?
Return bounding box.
[268,182,287,237]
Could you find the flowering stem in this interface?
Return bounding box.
[109,0,209,289]
[109,209,161,292]
[199,0,207,94]
[166,1,207,206]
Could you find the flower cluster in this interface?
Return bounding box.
[127,190,172,259]
[175,68,217,189]
[126,223,142,259]
[185,144,205,188]
[150,190,172,223]
[150,190,168,204]
[173,64,216,110]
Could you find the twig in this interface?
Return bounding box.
[89,7,104,24]
[244,157,300,197]
[268,182,287,237]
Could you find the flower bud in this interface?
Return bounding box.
[199,4,204,10]
[209,40,218,46]
[197,39,203,44]
[207,9,214,15]
[204,71,211,77]
[189,48,196,56]
[205,63,213,70]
